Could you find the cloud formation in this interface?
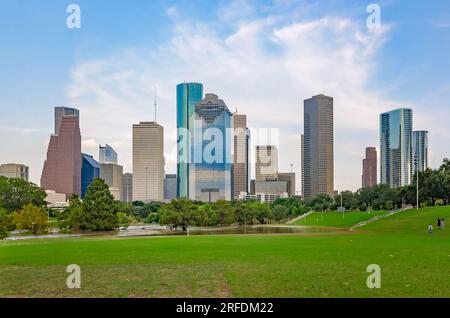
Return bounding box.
[66,3,420,192]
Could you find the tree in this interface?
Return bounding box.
[159,199,196,231]
[0,208,12,239]
[272,204,289,221]
[212,200,235,226]
[117,212,132,229]
[0,177,46,212]
[249,202,272,224]
[81,178,118,231]
[12,204,48,234]
[58,194,84,231]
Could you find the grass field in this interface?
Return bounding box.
[0,206,449,298]
[294,210,389,228]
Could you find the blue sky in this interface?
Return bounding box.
[1,0,449,191]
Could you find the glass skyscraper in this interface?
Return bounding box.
[413,130,428,173]
[176,82,203,198]
[380,108,413,188]
[189,93,232,202]
[81,153,100,198]
[99,144,118,164]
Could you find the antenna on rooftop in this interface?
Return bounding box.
[154,86,157,123]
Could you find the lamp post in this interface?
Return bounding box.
[145,167,148,202]
[415,155,419,211]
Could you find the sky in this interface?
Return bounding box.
[0,0,450,193]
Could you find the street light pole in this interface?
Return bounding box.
[415,155,419,211]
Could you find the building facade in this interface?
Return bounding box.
[164,174,177,201]
[278,172,296,197]
[256,145,278,182]
[302,94,334,198]
[99,144,118,164]
[132,122,164,202]
[362,147,377,188]
[122,173,133,203]
[100,163,123,201]
[41,107,81,199]
[232,112,250,199]
[0,163,29,181]
[81,153,100,198]
[177,82,204,199]
[190,93,232,202]
[413,130,428,173]
[380,108,413,188]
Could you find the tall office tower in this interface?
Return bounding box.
[176,82,204,198]
[302,94,334,198]
[132,122,164,202]
[413,130,429,173]
[122,173,133,203]
[55,107,79,134]
[278,172,296,197]
[81,153,100,198]
[41,107,81,199]
[99,144,118,164]
[190,93,232,202]
[362,147,377,188]
[0,164,29,181]
[100,163,123,200]
[164,174,177,201]
[380,108,413,188]
[256,145,278,182]
[232,112,250,199]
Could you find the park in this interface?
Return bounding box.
[0,205,448,298]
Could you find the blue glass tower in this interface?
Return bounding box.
[176,82,203,198]
[99,144,118,164]
[380,108,413,188]
[189,94,232,202]
[81,153,100,198]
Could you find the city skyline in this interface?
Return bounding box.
[1,1,449,192]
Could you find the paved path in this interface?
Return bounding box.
[286,211,313,224]
[350,206,413,230]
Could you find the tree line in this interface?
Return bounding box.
[1,159,450,237]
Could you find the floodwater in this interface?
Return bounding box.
[6,224,340,241]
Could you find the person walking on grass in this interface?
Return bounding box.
[428,224,433,234]
[437,218,441,229]
[441,218,445,230]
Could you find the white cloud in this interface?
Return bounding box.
[66,7,429,192]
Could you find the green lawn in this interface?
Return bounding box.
[0,207,449,298]
[294,210,389,228]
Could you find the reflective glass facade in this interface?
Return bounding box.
[81,153,100,198]
[189,94,232,202]
[99,144,118,164]
[380,108,413,188]
[413,130,428,173]
[176,82,203,198]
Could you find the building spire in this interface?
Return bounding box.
[154,86,157,123]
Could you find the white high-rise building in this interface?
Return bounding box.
[132,122,164,202]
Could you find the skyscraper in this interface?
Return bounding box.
[164,174,177,201]
[380,108,413,188]
[362,147,377,188]
[81,153,100,198]
[99,144,118,164]
[122,173,133,203]
[0,163,29,181]
[41,107,81,199]
[302,94,334,198]
[177,82,204,199]
[232,112,250,199]
[256,145,278,182]
[278,172,296,197]
[190,93,232,202]
[413,130,428,173]
[132,122,164,202]
[100,163,123,200]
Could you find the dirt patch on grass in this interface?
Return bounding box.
[0,264,233,298]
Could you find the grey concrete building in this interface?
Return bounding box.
[122,173,133,203]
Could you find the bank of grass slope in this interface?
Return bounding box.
[294,210,388,228]
[0,206,449,298]
[361,206,450,236]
